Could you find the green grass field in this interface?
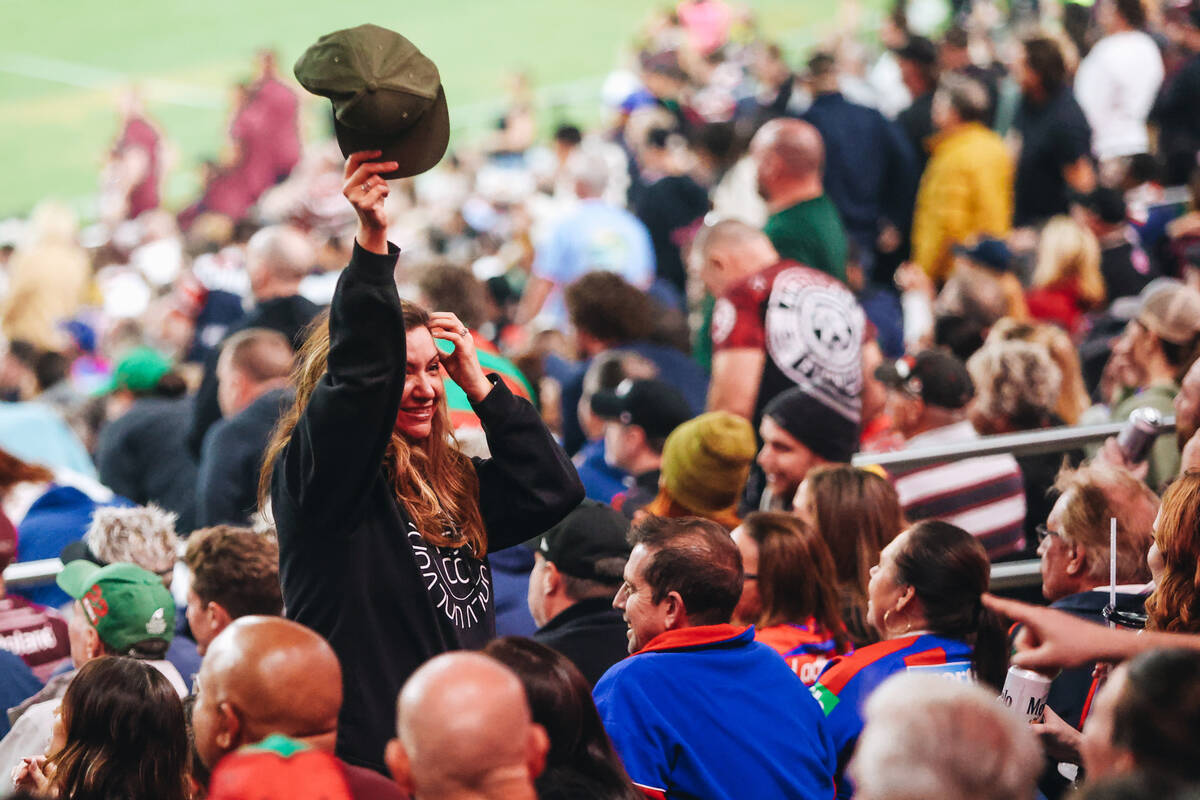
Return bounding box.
[0,0,860,219]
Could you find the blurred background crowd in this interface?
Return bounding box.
[3,0,1200,797]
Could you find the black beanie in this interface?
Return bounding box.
[763,386,861,463]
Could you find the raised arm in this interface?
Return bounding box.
[272,152,407,532]
[470,379,585,551]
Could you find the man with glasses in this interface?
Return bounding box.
[1036,462,1158,736]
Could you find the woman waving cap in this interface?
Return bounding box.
[261,147,582,773]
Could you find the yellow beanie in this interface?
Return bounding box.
[659,412,757,515]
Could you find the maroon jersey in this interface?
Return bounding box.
[116,115,161,218]
[254,77,301,181]
[0,595,70,682]
[711,259,865,425]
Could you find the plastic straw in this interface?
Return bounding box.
[1110,517,1118,626]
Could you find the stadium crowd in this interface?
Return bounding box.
[4,0,1200,796]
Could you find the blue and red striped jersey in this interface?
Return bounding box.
[811,633,974,799]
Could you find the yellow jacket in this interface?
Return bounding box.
[911,122,1014,283]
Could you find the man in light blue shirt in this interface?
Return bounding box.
[519,147,655,330]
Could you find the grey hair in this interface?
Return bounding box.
[967,339,1062,429]
[849,672,1041,800]
[246,224,316,282]
[565,145,614,197]
[936,73,991,124]
[85,504,180,575]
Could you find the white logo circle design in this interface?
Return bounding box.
[764,268,864,418]
[407,525,491,630]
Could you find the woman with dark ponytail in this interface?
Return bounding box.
[811,520,1008,799]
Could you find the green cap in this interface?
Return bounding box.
[92,347,171,396]
[57,561,175,654]
[294,24,450,180]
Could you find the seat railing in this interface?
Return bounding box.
[852,416,1176,591]
[3,418,1177,593]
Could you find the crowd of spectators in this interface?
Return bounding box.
[3,0,1200,797]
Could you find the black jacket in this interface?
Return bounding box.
[1047,589,1147,729]
[533,596,630,687]
[187,294,321,456]
[272,243,582,773]
[1038,589,1146,799]
[196,387,293,527]
[95,396,198,532]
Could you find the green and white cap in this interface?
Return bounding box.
[57,561,175,654]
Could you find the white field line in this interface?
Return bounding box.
[0,52,224,108]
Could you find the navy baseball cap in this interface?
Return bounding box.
[953,237,1013,273]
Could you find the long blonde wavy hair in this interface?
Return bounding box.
[1032,215,1105,309]
[258,302,488,557]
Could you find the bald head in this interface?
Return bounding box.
[751,119,825,178]
[750,119,826,210]
[193,616,342,769]
[691,219,780,296]
[387,652,547,800]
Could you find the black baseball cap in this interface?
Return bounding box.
[1075,187,1127,225]
[875,349,975,410]
[591,378,693,440]
[537,501,631,582]
[894,35,938,66]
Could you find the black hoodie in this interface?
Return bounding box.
[272,243,583,772]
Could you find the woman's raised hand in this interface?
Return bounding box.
[429,312,493,404]
[343,151,398,255]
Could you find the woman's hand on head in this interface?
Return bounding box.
[428,312,492,403]
[894,261,935,300]
[342,151,398,255]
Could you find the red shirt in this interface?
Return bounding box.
[0,595,70,682]
[755,621,848,686]
[1026,278,1088,334]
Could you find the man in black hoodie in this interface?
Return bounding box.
[187,224,321,455]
